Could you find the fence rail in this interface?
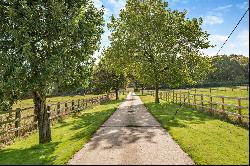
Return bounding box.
[143,90,249,127]
[0,93,115,147]
[167,86,249,93]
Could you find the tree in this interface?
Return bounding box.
[0,0,104,144]
[92,58,126,100]
[107,0,212,103]
[205,55,249,85]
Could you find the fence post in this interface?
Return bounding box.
[57,102,62,121]
[90,96,93,107]
[210,96,213,114]
[176,92,178,103]
[85,99,88,108]
[210,88,212,93]
[65,102,68,115]
[15,108,21,137]
[183,93,186,105]
[221,97,225,113]
[47,105,51,128]
[72,100,75,113]
[194,94,196,109]
[188,92,190,106]
[77,99,80,113]
[172,90,175,103]
[238,98,242,123]
[179,91,182,104]
[221,96,227,118]
[167,92,170,102]
[201,95,204,111]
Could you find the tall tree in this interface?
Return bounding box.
[107,0,212,103]
[92,58,126,100]
[0,0,104,143]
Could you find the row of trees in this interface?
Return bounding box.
[99,0,213,103]
[130,54,249,89]
[204,54,249,85]
[0,0,248,145]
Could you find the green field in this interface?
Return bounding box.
[12,94,102,110]
[170,86,249,97]
[0,94,126,165]
[140,95,249,165]
[154,87,249,116]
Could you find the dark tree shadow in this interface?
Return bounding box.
[144,100,248,131]
[0,142,60,165]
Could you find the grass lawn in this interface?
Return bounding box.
[0,94,126,165]
[140,95,249,165]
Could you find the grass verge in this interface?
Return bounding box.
[140,95,249,165]
[0,95,126,165]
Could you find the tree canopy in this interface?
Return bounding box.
[205,54,249,85]
[0,0,104,143]
[105,0,212,103]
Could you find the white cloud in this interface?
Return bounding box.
[234,30,249,56]
[214,4,232,12]
[202,31,249,56]
[209,35,227,43]
[204,15,224,25]
[236,30,249,48]
[203,4,232,26]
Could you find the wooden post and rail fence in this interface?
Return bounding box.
[174,86,249,94]
[142,90,249,127]
[0,93,116,147]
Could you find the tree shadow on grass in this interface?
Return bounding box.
[144,101,215,131]
[0,99,124,165]
[0,142,60,165]
[145,100,249,131]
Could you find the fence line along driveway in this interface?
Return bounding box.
[143,90,249,127]
[0,93,115,147]
[68,92,194,165]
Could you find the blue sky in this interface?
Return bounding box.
[93,0,249,59]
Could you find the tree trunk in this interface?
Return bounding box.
[115,89,119,100]
[33,91,51,144]
[155,84,160,104]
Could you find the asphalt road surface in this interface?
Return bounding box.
[68,92,194,165]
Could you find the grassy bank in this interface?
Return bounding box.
[0,94,126,165]
[140,95,249,165]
